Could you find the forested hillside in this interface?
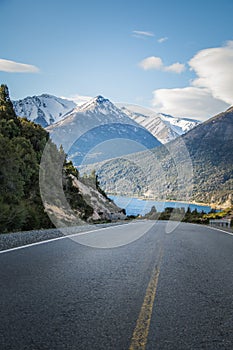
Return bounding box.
[0,85,52,232]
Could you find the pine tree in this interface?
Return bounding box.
[0,85,18,121]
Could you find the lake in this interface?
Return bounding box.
[109,195,214,216]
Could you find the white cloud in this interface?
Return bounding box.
[139,56,163,70]
[61,94,92,106]
[158,37,168,43]
[164,62,186,73]
[152,87,229,120]
[151,41,233,119]
[189,41,233,105]
[0,58,39,73]
[139,56,185,73]
[132,30,154,38]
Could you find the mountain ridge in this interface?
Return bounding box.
[13,94,200,144]
[118,104,200,144]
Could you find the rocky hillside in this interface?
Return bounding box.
[72,175,126,221]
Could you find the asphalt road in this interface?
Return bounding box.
[0,221,233,350]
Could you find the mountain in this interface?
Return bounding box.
[13,94,200,144]
[47,96,162,165]
[80,106,233,207]
[180,106,233,205]
[118,104,200,144]
[13,94,76,127]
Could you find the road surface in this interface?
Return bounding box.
[0,221,233,349]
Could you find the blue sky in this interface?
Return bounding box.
[1,0,233,120]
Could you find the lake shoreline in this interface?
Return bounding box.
[107,194,221,210]
[145,199,225,210]
[160,199,218,209]
[108,195,222,217]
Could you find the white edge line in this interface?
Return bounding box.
[184,221,233,236]
[0,222,136,254]
[205,225,233,236]
[149,220,233,236]
[1,221,231,255]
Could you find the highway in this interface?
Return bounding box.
[0,221,233,349]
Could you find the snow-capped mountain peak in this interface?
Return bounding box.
[61,96,144,129]
[78,95,109,109]
[13,94,76,127]
[118,104,200,144]
[77,95,123,118]
[47,96,162,165]
[94,95,109,104]
[160,113,201,134]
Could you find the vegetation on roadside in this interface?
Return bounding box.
[0,85,51,232]
[202,207,233,227]
[143,205,233,226]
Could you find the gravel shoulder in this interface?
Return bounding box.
[0,222,127,251]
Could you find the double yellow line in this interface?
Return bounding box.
[129,247,163,350]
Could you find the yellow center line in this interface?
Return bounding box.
[129,247,163,350]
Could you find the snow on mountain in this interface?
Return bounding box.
[13,94,76,127]
[117,104,200,144]
[13,93,200,145]
[47,96,161,166]
[78,95,122,116]
[161,113,201,135]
